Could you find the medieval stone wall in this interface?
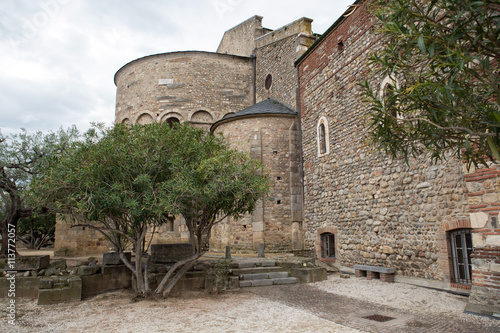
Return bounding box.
[114,51,254,126]
[298,1,470,282]
[211,114,301,252]
[54,217,110,257]
[254,18,315,110]
[463,164,500,314]
[216,15,267,57]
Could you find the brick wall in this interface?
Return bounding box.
[463,164,500,315]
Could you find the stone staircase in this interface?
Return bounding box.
[231,260,298,288]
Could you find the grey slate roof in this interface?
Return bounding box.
[222,98,297,121]
[210,99,297,132]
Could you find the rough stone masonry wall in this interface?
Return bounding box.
[114,51,254,126]
[211,115,300,252]
[298,1,470,282]
[255,18,315,110]
[54,217,110,257]
[463,164,500,314]
[217,15,267,57]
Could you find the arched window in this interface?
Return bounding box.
[380,76,402,120]
[317,116,330,156]
[319,124,326,154]
[166,117,180,127]
[191,110,213,123]
[136,113,154,124]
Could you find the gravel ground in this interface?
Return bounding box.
[313,275,478,318]
[1,274,499,333]
[2,289,360,333]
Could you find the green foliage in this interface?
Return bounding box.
[361,0,500,168]
[0,126,79,256]
[35,122,269,295]
[18,212,56,249]
[204,259,233,294]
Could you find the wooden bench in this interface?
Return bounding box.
[353,265,395,283]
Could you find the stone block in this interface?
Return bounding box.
[353,265,395,274]
[251,279,273,287]
[228,276,239,289]
[268,272,289,279]
[273,277,298,285]
[150,244,193,263]
[237,262,256,269]
[239,280,252,287]
[261,261,276,267]
[16,255,50,271]
[470,212,489,229]
[39,279,53,289]
[486,235,500,246]
[103,252,131,265]
[0,277,40,298]
[49,260,67,270]
[241,273,268,280]
[290,267,327,283]
[77,265,98,276]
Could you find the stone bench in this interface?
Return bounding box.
[353,265,395,283]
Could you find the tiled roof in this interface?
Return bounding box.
[222,98,297,121]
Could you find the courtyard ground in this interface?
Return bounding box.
[2,272,499,333]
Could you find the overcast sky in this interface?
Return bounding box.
[1,0,354,136]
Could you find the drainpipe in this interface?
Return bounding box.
[251,54,257,104]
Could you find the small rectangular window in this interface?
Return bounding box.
[321,233,335,258]
[449,229,473,285]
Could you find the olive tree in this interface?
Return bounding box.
[361,0,499,167]
[0,127,78,257]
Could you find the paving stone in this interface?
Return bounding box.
[247,284,500,333]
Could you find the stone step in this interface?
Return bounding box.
[233,261,276,269]
[231,266,284,276]
[240,272,289,280]
[239,277,298,288]
[273,277,298,285]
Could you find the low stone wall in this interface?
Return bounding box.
[81,265,132,299]
[38,277,82,305]
[0,277,40,299]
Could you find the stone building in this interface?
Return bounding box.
[53,0,499,316]
[55,14,315,254]
[296,0,499,317]
[210,99,303,252]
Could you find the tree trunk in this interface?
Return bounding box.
[162,260,196,298]
[0,186,31,257]
[154,253,201,295]
[0,215,18,258]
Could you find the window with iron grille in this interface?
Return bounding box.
[449,228,473,285]
[321,233,335,259]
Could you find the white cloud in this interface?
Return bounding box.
[1,0,354,136]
